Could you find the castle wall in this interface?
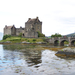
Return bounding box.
[25,30,38,38]
[4,28,11,35]
[35,23,42,33]
[16,27,24,36]
[24,23,38,38]
[11,26,16,36]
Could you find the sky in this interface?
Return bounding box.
[0,0,75,36]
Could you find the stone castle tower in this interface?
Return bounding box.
[4,17,42,38]
[24,17,42,38]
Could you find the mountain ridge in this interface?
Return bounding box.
[65,32,75,37]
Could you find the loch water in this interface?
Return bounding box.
[0,44,75,75]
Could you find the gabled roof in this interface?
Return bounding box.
[4,25,15,29]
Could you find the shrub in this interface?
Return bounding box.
[37,32,45,37]
[27,40,30,42]
[3,35,11,40]
[33,39,36,41]
[51,33,62,37]
[43,38,46,42]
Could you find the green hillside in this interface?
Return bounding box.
[65,33,75,37]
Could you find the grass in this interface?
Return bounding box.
[0,36,45,43]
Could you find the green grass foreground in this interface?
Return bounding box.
[0,36,46,43]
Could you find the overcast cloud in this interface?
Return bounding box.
[0,0,75,36]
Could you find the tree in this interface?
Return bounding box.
[37,32,45,37]
[51,33,62,37]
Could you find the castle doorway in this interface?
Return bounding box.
[23,33,24,36]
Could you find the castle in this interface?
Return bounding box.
[4,17,42,38]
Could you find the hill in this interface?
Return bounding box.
[65,33,75,37]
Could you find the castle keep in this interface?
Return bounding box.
[4,17,42,38]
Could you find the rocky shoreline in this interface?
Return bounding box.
[0,41,47,45]
[55,47,75,58]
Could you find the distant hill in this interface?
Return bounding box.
[0,32,3,40]
[65,33,75,37]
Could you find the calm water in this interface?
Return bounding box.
[0,44,75,75]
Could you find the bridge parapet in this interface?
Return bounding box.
[53,37,59,40]
[59,37,68,40]
[70,37,75,40]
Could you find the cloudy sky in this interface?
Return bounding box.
[0,0,75,36]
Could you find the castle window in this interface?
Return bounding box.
[32,28,34,30]
[22,28,24,30]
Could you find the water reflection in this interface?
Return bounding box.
[3,45,42,66]
[0,45,4,59]
[23,50,41,66]
[1,44,75,75]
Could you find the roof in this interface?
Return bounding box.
[25,17,42,24]
[7,26,13,29]
[4,25,15,29]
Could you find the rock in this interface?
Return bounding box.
[0,41,11,44]
[21,41,26,44]
[21,41,30,44]
[42,42,47,44]
[55,47,75,58]
[15,69,21,73]
[5,41,11,43]
[36,42,42,44]
[36,42,47,44]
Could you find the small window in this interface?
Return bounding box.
[23,33,24,36]
[32,28,34,30]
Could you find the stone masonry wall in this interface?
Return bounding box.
[4,28,11,35]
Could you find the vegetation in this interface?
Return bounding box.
[64,41,69,44]
[18,33,22,37]
[38,32,45,37]
[0,35,46,43]
[33,39,36,42]
[3,35,11,40]
[51,33,62,37]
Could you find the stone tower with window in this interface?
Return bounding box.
[24,17,42,38]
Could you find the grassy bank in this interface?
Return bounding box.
[0,36,46,43]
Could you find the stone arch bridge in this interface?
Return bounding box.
[46,37,75,46]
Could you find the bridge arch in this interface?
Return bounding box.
[60,40,69,46]
[54,40,59,46]
[71,40,75,46]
